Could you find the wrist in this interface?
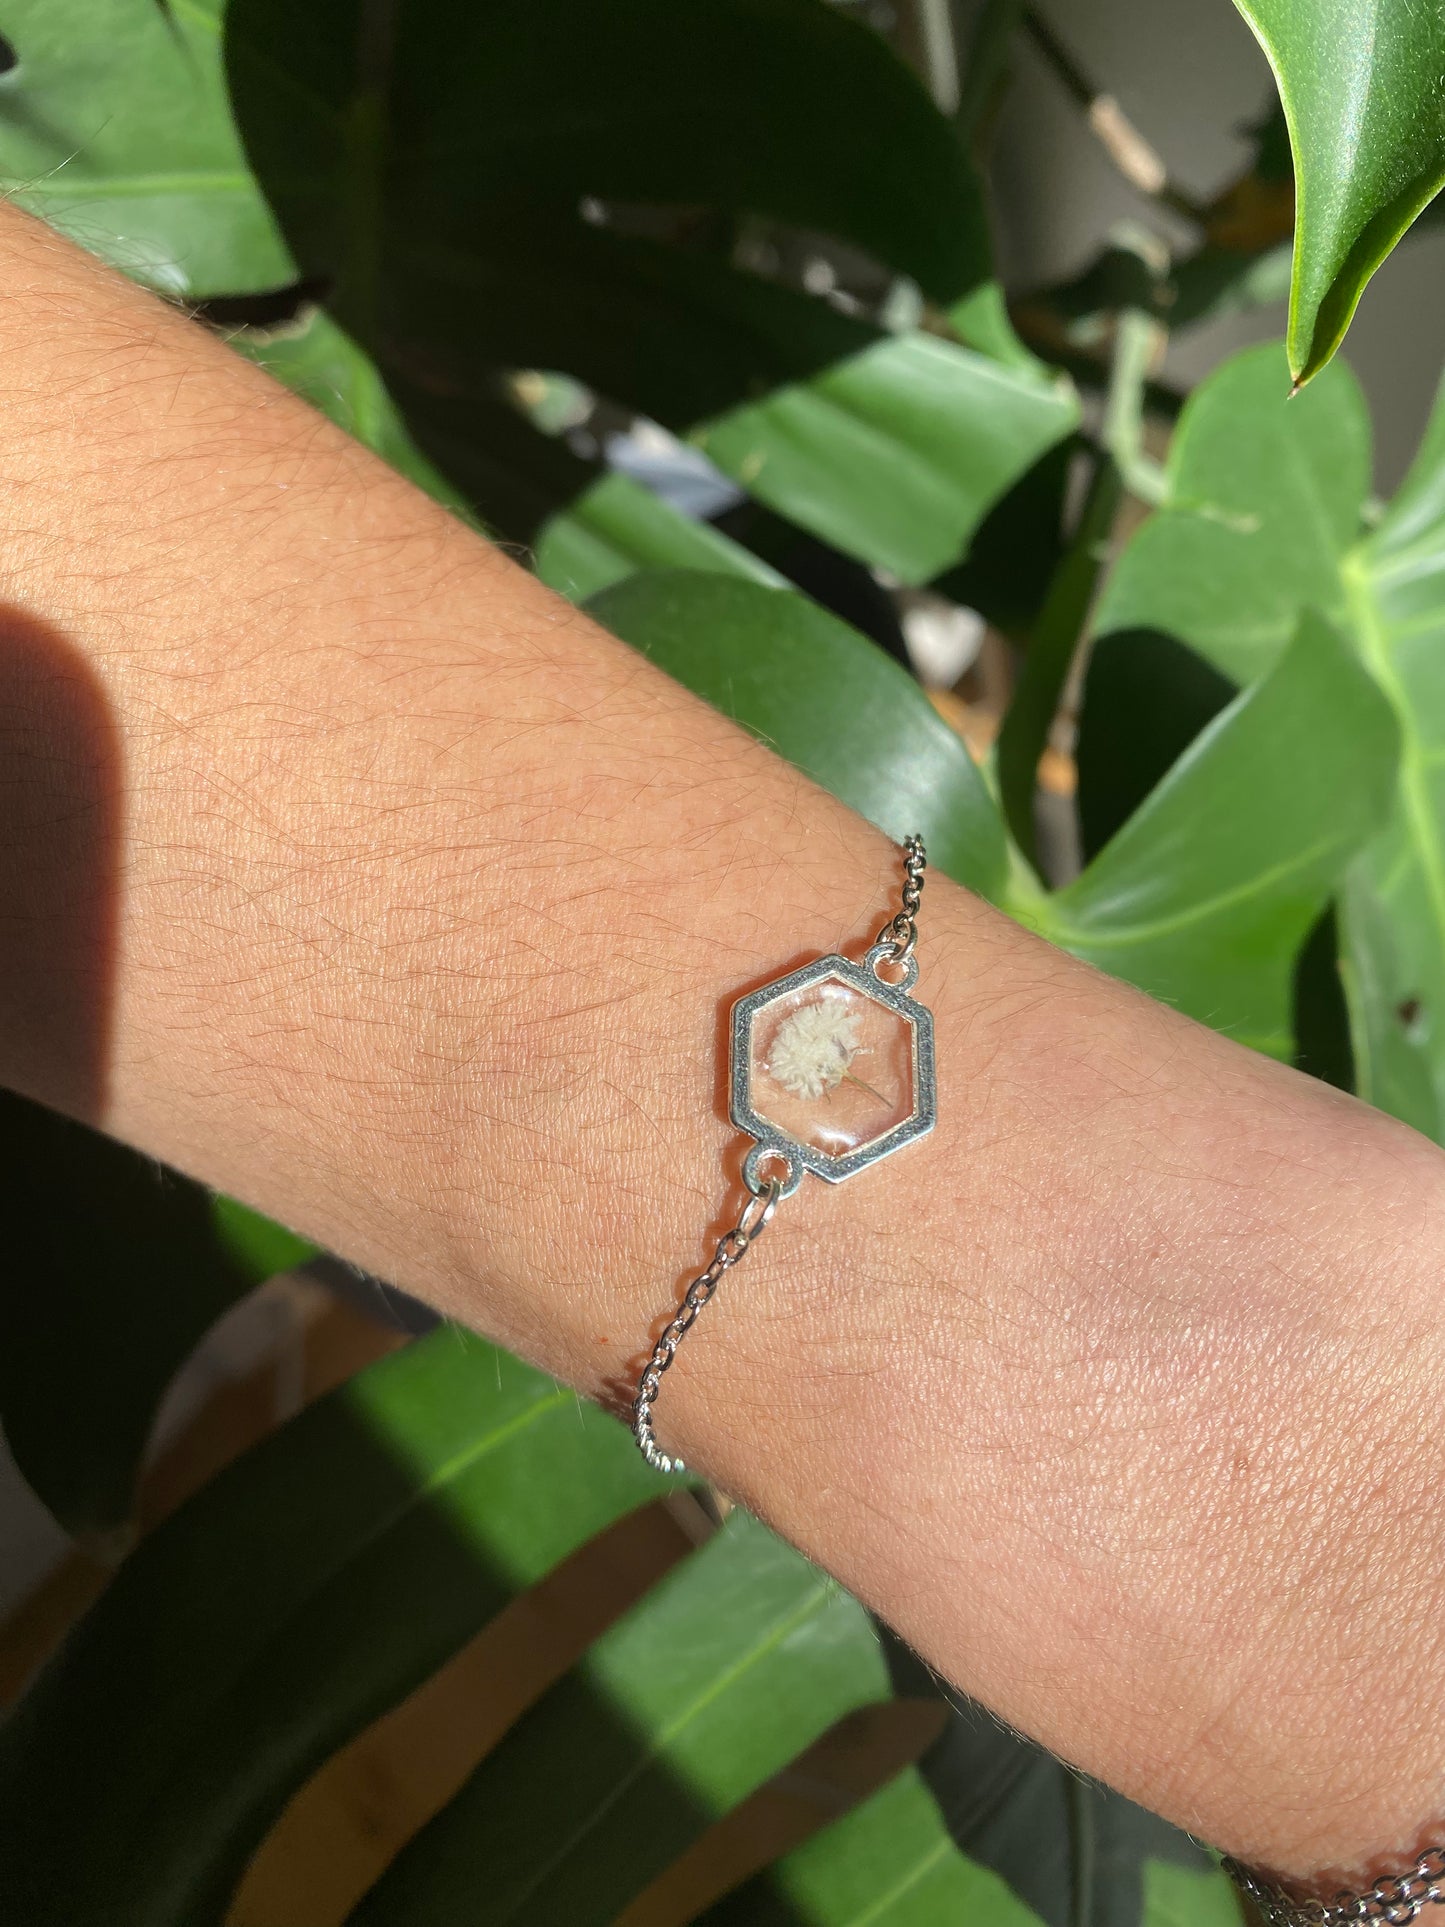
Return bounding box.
[647,874,1445,1885]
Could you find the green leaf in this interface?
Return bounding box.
[948,277,1043,373]
[695,1768,1045,1926]
[931,439,1074,644]
[1143,1860,1242,1927]
[218,0,1074,568]
[1338,863,1441,1135]
[346,1513,890,1924]
[1094,344,1370,685]
[535,472,785,603]
[1291,907,1356,1094]
[227,307,484,523]
[692,330,1078,586]
[1097,344,1445,1135]
[1076,631,1236,864]
[0,1333,664,1925]
[0,1094,272,1537]
[222,0,991,411]
[0,0,290,296]
[382,370,603,548]
[919,1732,1234,1927]
[1230,0,1445,382]
[6,0,1075,575]
[1337,373,1445,1137]
[584,571,1009,902]
[1036,613,1399,1059]
[226,0,994,315]
[770,1634,1248,1927]
[209,1194,318,1285]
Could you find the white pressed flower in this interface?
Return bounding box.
[767,1001,864,1101]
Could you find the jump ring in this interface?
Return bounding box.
[863,941,920,994]
[743,1144,802,1199]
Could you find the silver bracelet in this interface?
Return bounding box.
[626,845,1445,1919]
[626,838,1445,1919]
[1222,1849,1445,1925]
[632,835,936,1472]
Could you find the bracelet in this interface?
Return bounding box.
[1222,1849,1445,1925]
[626,836,1445,1920]
[632,835,936,1472]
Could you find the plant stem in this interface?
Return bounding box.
[899,0,963,114]
[1020,6,1207,224]
[995,448,1122,871]
[1101,304,1169,507]
[953,0,1025,143]
[995,271,1170,869]
[842,1070,890,1106]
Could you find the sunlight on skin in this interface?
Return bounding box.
[0,198,1442,1894]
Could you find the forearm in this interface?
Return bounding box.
[2,199,1443,1888]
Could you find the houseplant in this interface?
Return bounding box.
[0,0,1442,1920]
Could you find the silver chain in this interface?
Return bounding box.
[874,833,926,965]
[632,1174,783,1474]
[642,835,1435,1904]
[631,836,927,1473]
[1223,1850,1445,1926]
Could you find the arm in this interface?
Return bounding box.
[1,197,1441,1893]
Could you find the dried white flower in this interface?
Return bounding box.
[767,1001,863,1101]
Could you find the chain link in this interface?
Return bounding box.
[874,833,927,965]
[631,835,926,1471]
[632,1174,783,1474]
[1223,1850,1445,1926]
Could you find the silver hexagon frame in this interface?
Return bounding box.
[730,953,936,1187]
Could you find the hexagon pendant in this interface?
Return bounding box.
[730,948,936,1196]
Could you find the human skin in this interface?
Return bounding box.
[0,195,1442,1896]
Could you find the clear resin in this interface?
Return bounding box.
[747,972,915,1162]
